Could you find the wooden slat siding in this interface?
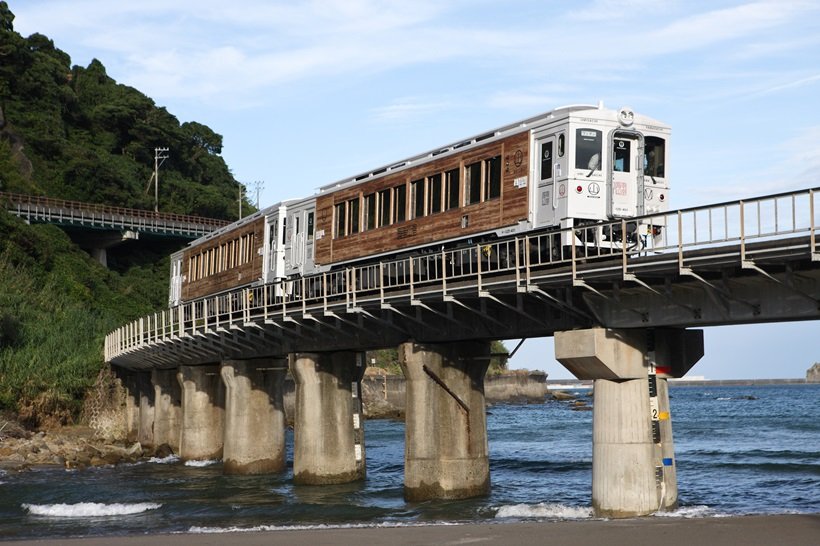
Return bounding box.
[314,131,531,266]
[182,216,265,301]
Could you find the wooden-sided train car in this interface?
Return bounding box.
[169,103,670,306]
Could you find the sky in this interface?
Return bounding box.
[11,0,820,379]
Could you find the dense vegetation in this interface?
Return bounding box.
[0,2,247,218]
[0,2,251,425]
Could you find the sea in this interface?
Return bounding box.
[1,384,817,540]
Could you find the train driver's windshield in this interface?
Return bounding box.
[644,137,666,179]
[575,129,602,177]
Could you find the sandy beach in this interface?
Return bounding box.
[3,514,818,546]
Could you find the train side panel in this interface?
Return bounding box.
[181,216,265,301]
[314,131,530,267]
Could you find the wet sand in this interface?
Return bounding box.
[3,514,818,546]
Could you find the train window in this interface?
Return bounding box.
[348,198,360,234]
[644,136,666,178]
[295,215,300,234]
[613,139,631,172]
[363,193,376,230]
[445,168,460,210]
[575,128,602,171]
[281,217,287,244]
[410,179,424,219]
[307,212,314,240]
[558,134,565,157]
[393,184,407,223]
[334,203,346,238]
[428,173,443,214]
[485,156,501,199]
[465,162,481,205]
[541,142,553,181]
[379,188,391,226]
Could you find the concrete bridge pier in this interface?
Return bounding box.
[555,327,703,518]
[151,369,182,453]
[115,370,140,443]
[220,359,288,475]
[135,371,155,449]
[290,352,366,484]
[177,365,225,461]
[399,340,491,501]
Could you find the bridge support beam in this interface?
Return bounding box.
[220,358,288,475]
[136,372,155,449]
[151,369,182,453]
[290,352,365,484]
[177,365,225,461]
[555,327,703,518]
[399,340,491,501]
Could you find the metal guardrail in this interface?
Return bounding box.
[105,187,819,362]
[1,191,230,236]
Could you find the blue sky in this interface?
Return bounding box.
[12,0,820,379]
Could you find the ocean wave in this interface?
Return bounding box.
[494,502,593,519]
[653,506,731,518]
[184,459,219,467]
[187,521,461,534]
[22,502,162,517]
[149,454,180,464]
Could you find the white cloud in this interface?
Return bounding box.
[370,97,454,122]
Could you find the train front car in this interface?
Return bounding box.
[531,104,670,250]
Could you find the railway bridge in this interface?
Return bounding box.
[104,187,819,518]
[1,192,229,266]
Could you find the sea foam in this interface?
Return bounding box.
[188,522,461,534]
[184,459,219,467]
[22,502,161,517]
[148,454,180,464]
[494,502,593,520]
[653,505,730,518]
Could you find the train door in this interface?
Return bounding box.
[608,131,644,218]
[168,251,183,306]
[284,203,316,276]
[533,130,565,228]
[263,210,285,282]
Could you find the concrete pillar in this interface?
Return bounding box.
[555,327,703,518]
[136,372,155,449]
[290,352,365,484]
[399,340,491,501]
[151,369,182,453]
[220,359,287,475]
[177,365,225,461]
[119,371,140,444]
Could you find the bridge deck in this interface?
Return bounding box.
[1,192,229,238]
[106,187,820,369]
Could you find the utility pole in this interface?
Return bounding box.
[253,180,264,208]
[152,147,169,212]
[238,183,244,219]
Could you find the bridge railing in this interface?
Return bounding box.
[1,191,230,234]
[105,187,819,362]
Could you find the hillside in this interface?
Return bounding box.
[0,2,253,426]
[0,2,248,218]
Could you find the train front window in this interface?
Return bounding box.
[644,136,666,178]
[613,139,631,172]
[575,128,602,172]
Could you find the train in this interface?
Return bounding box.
[169,103,670,306]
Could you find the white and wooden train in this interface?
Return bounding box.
[169,103,670,306]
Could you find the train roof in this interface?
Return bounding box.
[315,102,649,196]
